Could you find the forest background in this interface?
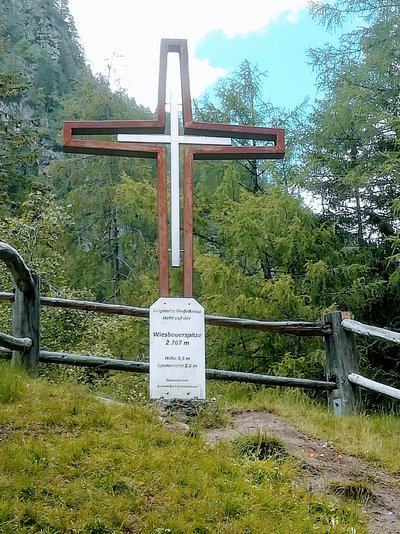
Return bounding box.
[0,0,399,396]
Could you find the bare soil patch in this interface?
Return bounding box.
[205,410,400,534]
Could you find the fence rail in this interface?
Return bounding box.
[0,332,32,351]
[348,372,400,401]
[342,318,400,345]
[340,319,400,402]
[0,348,337,390]
[0,292,331,336]
[0,243,34,293]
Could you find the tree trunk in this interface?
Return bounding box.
[111,208,121,301]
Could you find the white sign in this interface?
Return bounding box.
[149,297,206,399]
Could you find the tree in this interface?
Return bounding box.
[304,0,400,242]
[304,0,399,280]
[303,0,400,387]
[49,73,156,302]
[189,62,376,376]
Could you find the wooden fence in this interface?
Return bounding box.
[0,241,399,415]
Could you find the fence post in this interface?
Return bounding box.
[12,274,40,374]
[324,311,361,415]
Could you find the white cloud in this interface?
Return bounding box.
[68,0,309,110]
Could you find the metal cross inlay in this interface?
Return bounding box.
[118,78,231,268]
[63,38,285,298]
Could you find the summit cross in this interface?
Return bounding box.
[63,38,285,298]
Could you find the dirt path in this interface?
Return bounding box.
[204,410,400,534]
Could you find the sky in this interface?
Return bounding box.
[67,0,338,113]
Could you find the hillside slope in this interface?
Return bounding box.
[0,367,366,533]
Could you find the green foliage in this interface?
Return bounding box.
[0,188,127,378]
[194,61,300,193]
[0,187,69,288]
[192,176,376,373]
[272,349,326,382]
[304,0,400,384]
[305,0,400,246]
[197,178,310,299]
[49,73,155,302]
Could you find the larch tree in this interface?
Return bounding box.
[302,0,400,386]
[50,72,156,303]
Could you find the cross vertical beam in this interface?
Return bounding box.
[156,149,169,296]
[183,148,194,297]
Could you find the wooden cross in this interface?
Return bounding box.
[63,38,285,298]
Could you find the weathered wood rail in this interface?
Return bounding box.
[348,373,400,401]
[0,348,337,391]
[320,313,400,413]
[0,292,331,337]
[0,243,40,373]
[342,318,400,345]
[0,242,34,293]
[0,240,399,415]
[0,332,32,351]
[341,320,400,403]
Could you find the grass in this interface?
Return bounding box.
[0,364,365,533]
[330,481,374,504]
[0,363,26,403]
[206,381,400,474]
[232,432,287,461]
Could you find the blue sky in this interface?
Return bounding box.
[68,0,344,113]
[196,11,335,110]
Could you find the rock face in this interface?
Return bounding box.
[1,0,85,82]
[0,0,87,174]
